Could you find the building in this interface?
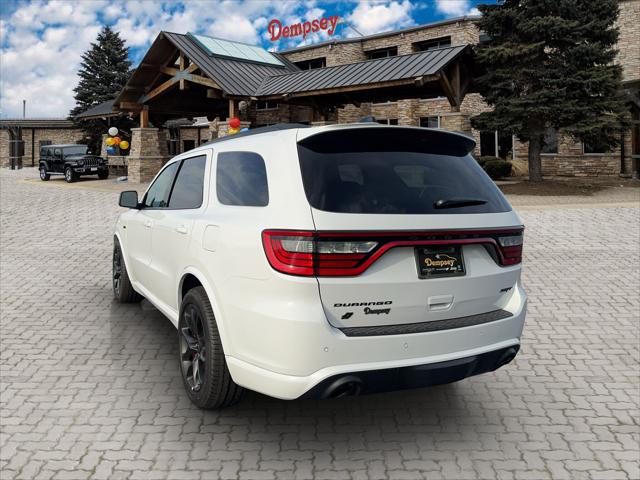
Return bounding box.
[0,119,84,168]
[3,1,637,180]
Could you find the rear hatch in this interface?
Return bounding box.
[263,126,523,331]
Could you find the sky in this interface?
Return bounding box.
[0,0,494,119]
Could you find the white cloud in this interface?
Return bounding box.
[347,0,414,36]
[0,0,437,118]
[435,0,479,17]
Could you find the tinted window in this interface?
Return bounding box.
[63,145,88,156]
[297,128,510,215]
[216,152,268,206]
[169,155,206,209]
[144,162,179,208]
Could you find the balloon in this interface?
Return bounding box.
[105,137,114,146]
[112,136,121,145]
[228,127,240,135]
[106,146,117,155]
[108,127,118,136]
[240,128,249,132]
[119,140,129,150]
[228,117,241,129]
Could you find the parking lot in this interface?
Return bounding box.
[1,168,638,480]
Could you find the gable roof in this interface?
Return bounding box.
[256,45,468,97]
[75,99,117,119]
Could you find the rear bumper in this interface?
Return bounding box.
[299,344,519,399]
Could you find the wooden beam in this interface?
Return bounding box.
[187,74,220,89]
[228,99,236,118]
[178,53,186,90]
[438,71,460,111]
[139,76,179,103]
[119,101,143,111]
[140,107,149,128]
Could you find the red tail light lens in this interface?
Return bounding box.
[262,228,523,277]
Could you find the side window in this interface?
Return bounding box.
[144,162,179,208]
[53,148,62,158]
[216,151,269,206]
[168,155,207,209]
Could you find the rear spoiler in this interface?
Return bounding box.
[297,125,476,157]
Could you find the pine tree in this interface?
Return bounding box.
[71,26,132,150]
[471,0,630,181]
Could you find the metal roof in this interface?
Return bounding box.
[256,45,468,96]
[163,32,298,96]
[75,99,117,119]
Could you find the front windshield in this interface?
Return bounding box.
[63,145,89,156]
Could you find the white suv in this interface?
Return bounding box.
[113,123,527,409]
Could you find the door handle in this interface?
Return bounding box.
[144,220,153,228]
[175,226,188,235]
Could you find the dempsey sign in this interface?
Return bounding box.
[268,16,340,41]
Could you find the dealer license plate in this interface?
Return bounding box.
[415,246,465,278]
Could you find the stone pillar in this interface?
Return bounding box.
[398,99,420,126]
[127,128,169,183]
[310,121,338,127]
[100,134,109,157]
[208,118,220,141]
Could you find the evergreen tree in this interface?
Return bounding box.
[471,0,629,181]
[71,26,132,151]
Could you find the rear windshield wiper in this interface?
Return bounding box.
[434,198,488,209]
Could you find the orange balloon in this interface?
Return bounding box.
[112,136,121,145]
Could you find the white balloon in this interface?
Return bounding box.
[108,127,118,136]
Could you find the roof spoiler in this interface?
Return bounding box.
[297,125,476,157]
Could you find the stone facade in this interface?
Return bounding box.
[617,0,640,84]
[276,8,639,177]
[0,126,84,168]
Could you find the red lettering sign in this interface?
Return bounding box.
[268,16,340,41]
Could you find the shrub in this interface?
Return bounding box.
[483,160,513,179]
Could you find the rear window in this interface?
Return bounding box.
[297,128,510,214]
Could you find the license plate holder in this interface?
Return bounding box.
[91,167,97,172]
[415,245,465,279]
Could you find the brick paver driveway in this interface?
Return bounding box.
[1,169,639,480]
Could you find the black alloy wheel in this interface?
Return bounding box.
[180,304,207,392]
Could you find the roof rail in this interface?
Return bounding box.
[199,123,309,147]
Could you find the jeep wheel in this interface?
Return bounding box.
[98,170,109,180]
[112,240,142,303]
[64,166,76,183]
[179,287,244,409]
[39,167,50,181]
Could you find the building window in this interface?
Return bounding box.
[376,118,399,125]
[256,100,278,111]
[413,36,451,52]
[420,116,440,129]
[294,57,326,70]
[480,131,513,159]
[365,46,398,59]
[217,151,269,207]
[183,139,195,152]
[542,127,558,154]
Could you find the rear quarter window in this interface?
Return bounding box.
[216,151,269,207]
[297,128,511,215]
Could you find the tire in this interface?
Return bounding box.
[64,166,76,183]
[39,167,50,181]
[112,239,142,303]
[179,286,244,409]
[98,170,109,180]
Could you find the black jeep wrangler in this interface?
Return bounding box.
[39,144,109,183]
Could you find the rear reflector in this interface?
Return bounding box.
[262,228,524,277]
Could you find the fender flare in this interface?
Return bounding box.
[113,233,138,286]
[178,267,233,356]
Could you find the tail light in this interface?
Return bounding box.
[262,228,523,277]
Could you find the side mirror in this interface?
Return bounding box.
[119,190,140,209]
